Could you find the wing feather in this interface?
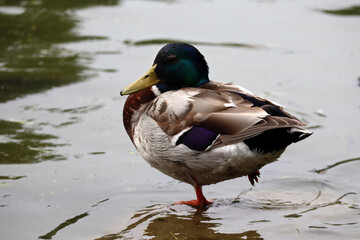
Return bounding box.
[147,81,307,150]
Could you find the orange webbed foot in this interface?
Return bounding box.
[174,182,213,208]
[174,199,213,208]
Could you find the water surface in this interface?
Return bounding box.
[0,0,359,239]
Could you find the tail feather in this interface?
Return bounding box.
[289,128,313,143]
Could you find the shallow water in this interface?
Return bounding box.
[1,0,359,239]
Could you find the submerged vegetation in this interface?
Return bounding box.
[321,5,360,16]
[0,0,119,102]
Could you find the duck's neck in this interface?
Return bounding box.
[123,87,158,141]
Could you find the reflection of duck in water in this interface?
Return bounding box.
[99,204,263,240]
[121,43,312,207]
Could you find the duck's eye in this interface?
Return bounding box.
[166,54,177,63]
[144,74,150,78]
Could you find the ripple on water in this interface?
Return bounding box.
[96,177,359,240]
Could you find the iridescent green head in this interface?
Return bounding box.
[153,43,209,92]
[121,43,210,95]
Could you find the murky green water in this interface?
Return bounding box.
[1,0,359,239]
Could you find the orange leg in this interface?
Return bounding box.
[175,184,212,208]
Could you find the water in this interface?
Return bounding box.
[1,0,359,239]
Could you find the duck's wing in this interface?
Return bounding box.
[147,82,306,151]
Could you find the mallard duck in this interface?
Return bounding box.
[120,43,311,207]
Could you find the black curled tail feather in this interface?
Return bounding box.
[289,128,313,143]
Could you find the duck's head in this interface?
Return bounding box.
[121,43,209,95]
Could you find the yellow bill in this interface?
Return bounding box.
[120,64,159,95]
